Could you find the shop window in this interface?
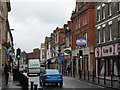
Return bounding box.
[85,57,88,70]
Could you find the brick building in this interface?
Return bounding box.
[70,2,96,77]
[0,1,12,70]
[27,48,40,60]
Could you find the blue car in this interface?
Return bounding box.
[39,69,63,87]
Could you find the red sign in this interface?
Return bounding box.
[64,55,70,59]
[0,39,4,44]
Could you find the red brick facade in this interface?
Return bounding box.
[71,2,96,50]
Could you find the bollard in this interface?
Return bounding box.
[84,70,85,80]
[92,69,94,82]
[88,71,89,81]
[111,73,113,86]
[31,81,34,90]
[79,70,81,78]
[34,84,38,90]
[104,73,106,85]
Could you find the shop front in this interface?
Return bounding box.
[95,41,120,80]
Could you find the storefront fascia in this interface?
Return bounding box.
[95,41,120,79]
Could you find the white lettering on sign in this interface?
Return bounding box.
[95,43,120,58]
[95,47,102,57]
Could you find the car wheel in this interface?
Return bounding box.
[60,82,63,87]
[55,83,58,86]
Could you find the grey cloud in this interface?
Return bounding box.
[10,1,75,25]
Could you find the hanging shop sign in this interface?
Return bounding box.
[6,51,10,55]
[76,38,86,46]
[0,39,4,44]
[64,49,71,54]
[95,43,120,58]
[64,47,71,55]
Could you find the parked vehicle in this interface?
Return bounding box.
[39,69,63,87]
[27,59,40,76]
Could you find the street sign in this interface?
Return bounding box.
[59,56,64,62]
[6,51,10,55]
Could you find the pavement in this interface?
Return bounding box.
[0,72,2,90]
[2,73,22,90]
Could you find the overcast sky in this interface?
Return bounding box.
[9,0,76,53]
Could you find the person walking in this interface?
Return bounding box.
[4,63,10,86]
[66,65,70,76]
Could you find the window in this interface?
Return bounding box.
[97,10,100,22]
[118,21,120,38]
[83,13,87,25]
[98,29,101,43]
[108,25,112,41]
[108,3,112,16]
[103,27,106,42]
[118,2,120,11]
[76,17,80,29]
[78,17,80,28]
[84,33,87,46]
[102,6,105,19]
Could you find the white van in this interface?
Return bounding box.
[27,59,40,76]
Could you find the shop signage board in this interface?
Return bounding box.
[95,43,120,58]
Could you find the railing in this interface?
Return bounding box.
[78,69,120,89]
[19,71,28,90]
[64,69,120,89]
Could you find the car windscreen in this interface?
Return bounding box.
[46,70,59,74]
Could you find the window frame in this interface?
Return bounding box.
[118,2,120,11]
[98,29,101,44]
[108,25,112,41]
[97,9,100,22]
[108,3,112,17]
[102,6,105,19]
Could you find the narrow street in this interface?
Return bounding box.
[41,76,115,90]
[24,73,116,90]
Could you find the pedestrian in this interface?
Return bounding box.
[66,65,70,76]
[4,63,10,86]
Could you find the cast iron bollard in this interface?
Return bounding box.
[34,84,38,90]
[84,70,85,80]
[104,73,106,85]
[111,73,113,86]
[31,81,34,90]
[88,71,89,81]
[79,70,81,78]
[92,69,94,82]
